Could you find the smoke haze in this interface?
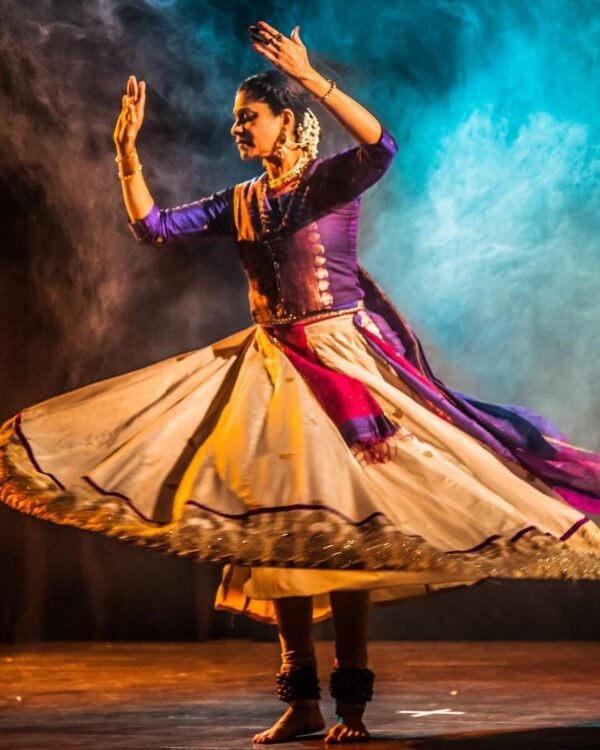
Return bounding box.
[1,0,598,448]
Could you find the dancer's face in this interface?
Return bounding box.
[230,90,293,161]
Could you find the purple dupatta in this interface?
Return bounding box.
[355,266,600,515]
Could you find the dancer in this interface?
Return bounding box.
[1,19,599,746]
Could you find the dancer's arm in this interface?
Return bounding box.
[113,76,154,221]
[303,129,397,215]
[250,22,397,212]
[127,189,235,246]
[249,21,387,147]
[114,76,235,245]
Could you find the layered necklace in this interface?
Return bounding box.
[267,152,311,191]
[257,154,312,237]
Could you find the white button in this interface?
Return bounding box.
[308,232,321,243]
[316,268,329,280]
[318,279,330,291]
[321,292,334,305]
[312,243,325,254]
[314,255,326,266]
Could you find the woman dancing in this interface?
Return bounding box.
[2,19,600,746]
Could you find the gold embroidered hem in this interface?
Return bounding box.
[1,316,599,625]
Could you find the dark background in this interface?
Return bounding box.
[1,1,598,642]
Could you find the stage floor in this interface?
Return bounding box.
[0,641,599,748]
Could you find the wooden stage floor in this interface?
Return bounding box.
[0,641,599,748]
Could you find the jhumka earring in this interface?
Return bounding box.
[274,127,288,159]
[272,109,321,162]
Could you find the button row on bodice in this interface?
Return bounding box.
[307,222,333,306]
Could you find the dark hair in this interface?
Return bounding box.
[238,70,312,132]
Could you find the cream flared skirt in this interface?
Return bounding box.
[1,312,599,624]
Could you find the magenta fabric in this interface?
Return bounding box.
[268,322,397,462]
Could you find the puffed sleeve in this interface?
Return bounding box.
[304,125,398,214]
[127,185,235,247]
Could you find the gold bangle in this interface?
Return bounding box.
[115,149,137,163]
[118,164,143,180]
[319,79,337,103]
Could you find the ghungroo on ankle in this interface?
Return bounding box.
[276,666,321,703]
[329,665,375,705]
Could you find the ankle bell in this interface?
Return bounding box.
[329,665,375,707]
[276,665,321,703]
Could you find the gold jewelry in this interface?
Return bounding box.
[266,153,311,191]
[118,164,143,180]
[115,149,137,162]
[274,32,283,41]
[272,110,321,164]
[256,173,309,237]
[273,127,288,159]
[319,79,337,103]
[268,170,305,193]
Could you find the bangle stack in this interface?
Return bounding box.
[118,164,143,180]
[115,149,137,162]
[115,149,142,180]
[319,79,337,103]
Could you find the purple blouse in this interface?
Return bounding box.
[128,126,398,324]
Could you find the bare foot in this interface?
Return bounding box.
[325,703,370,744]
[252,699,325,744]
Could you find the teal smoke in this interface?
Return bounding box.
[0,0,598,448]
[135,0,600,445]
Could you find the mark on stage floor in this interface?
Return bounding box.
[397,708,465,717]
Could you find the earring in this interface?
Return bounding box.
[274,127,287,159]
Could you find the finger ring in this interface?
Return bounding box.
[274,32,283,41]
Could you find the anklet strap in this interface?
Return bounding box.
[276,666,321,703]
[329,666,375,705]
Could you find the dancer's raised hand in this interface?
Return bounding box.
[248,21,313,81]
[113,75,146,153]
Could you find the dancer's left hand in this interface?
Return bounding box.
[249,21,313,80]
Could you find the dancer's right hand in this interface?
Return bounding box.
[113,75,146,153]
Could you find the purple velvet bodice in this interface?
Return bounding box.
[128,126,398,324]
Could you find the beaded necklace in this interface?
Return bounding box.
[267,153,311,191]
[256,172,310,238]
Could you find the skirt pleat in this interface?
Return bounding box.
[1,312,599,624]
